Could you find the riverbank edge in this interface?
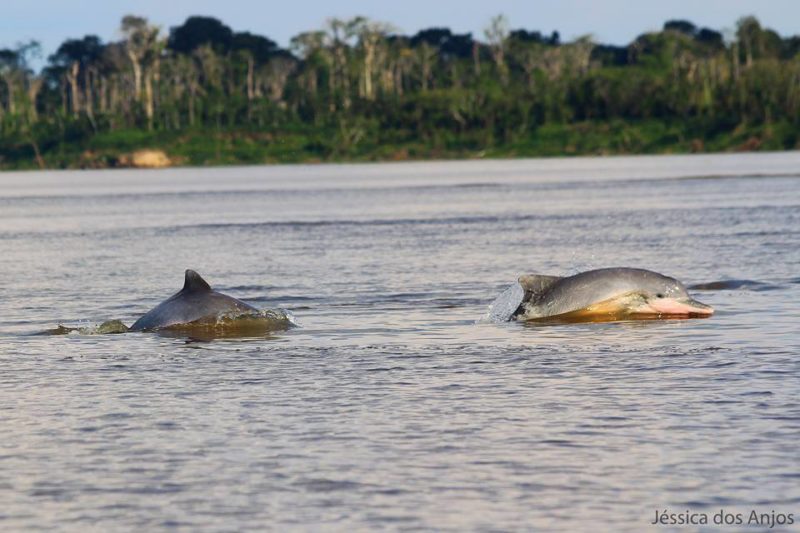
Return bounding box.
[1,119,797,171]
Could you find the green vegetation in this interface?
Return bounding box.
[1,15,799,169]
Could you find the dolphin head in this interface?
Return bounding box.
[625,271,714,317]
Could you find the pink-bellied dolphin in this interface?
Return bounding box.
[130,269,262,331]
[486,267,714,323]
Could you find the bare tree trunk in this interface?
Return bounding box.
[419,43,432,92]
[84,67,96,127]
[247,55,255,101]
[188,82,196,127]
[153,56,161,126]
[99,76,108,113]
[144,69,154,130]
[328,63,336,112]
[67,61,80,117]
[485,15,509,84]
[27,77,43,122]
[332,42,351,109]
[60,79,68,115]
[744,38,753,68]
[29,135,45,169]
[246,55,255,121]
[363,39,375,100]
[307,71,316,98]
[394,63,404,96]
[84,68,92,116]
[109,77,119,121]
[4,78,15,115]
[128,51,143,101]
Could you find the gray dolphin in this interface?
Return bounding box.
[130,269,261,331]
[487,267,714,322]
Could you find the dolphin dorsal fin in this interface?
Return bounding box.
[183,269,211,292]
[518,274,562,300]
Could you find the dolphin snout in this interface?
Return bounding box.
[649,296,714,316]
[683,298,714,316]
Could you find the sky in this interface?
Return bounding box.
[2,0,799,68]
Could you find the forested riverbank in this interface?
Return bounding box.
[1,15,798,169]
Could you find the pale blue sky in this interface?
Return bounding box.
[2,0,798,67]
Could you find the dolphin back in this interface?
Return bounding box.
[130,270,259,331]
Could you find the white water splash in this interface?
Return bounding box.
[480,282,525,323]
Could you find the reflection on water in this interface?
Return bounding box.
[39,319,130,336]
[1,154,799,531]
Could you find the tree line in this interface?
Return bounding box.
[1,14,799,167]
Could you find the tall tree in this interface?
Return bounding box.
[120,16,162,128]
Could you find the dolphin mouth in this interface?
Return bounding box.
[646,296,714,316]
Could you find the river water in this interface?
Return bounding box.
[1,154,799,531]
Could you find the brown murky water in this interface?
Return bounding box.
[1,154,799,531]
